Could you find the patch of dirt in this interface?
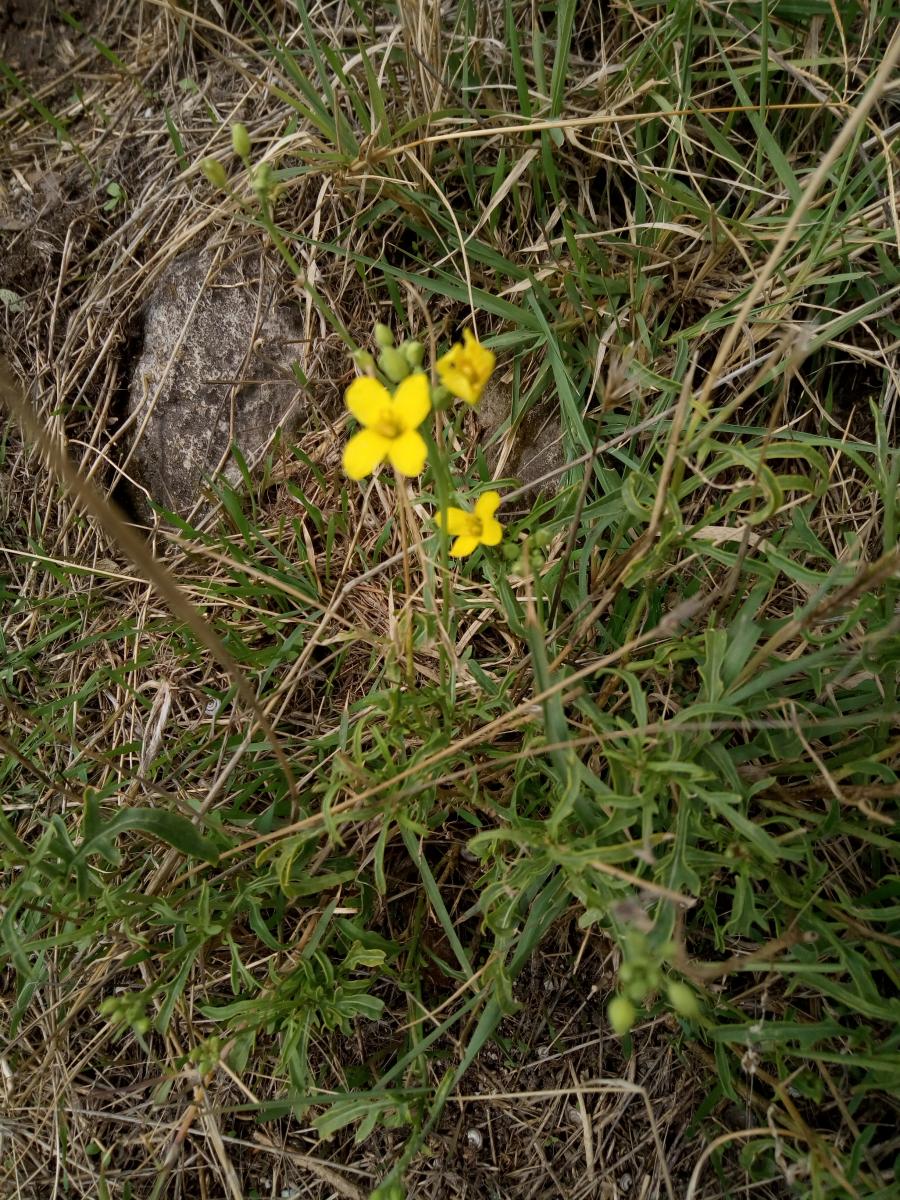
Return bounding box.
[477,378,565,495]
[0,0,97,76]
[0,169,96,301]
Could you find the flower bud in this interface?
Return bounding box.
[231,122,251,160]
[402,339,425,368]
[252,161,272,196]
[608,994,636,1036]
[667,980,700,1019]
[352,349,375,372]
[199,157,227,189]
[533,528,552,549]
[374,323,394,348]
[378,346,410,383]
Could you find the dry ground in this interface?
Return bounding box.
[2,3,899,1199]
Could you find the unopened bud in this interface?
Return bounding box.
[378,346,410,383]
[432,383,451,411]
[403,339,425,368]
[608,994,636,1036]
[231,122,251,160]
[667,980,700,1019]
[352,349,375,372]
[251,161,272,195]
[199,157,227,189]
[374,322,394,348]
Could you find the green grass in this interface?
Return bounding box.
[2,1,900,1197]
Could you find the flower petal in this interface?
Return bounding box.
[463,329,496,378]
[343,429,389,480]
[387,430,428,476]
[437,506,475,536]
[479,516,503,546]
[345,376,391,426]
[450,535,480,558]
[474,490,501,521]
[391,372,431,431]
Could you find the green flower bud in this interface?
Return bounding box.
[252,161,272,195]
[501,542,520,562]
[402,339,425,368]
[378,346,410,383]
[533,528,552,549]
[352,349,376,372]
[608,993,636,1036]
[199,157,227,189]
[374,323,394,348]
[623,977,646,1003]
[667,980,700,1020]
[231,122,251,160]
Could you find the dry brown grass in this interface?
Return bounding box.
[2,2,899,1198]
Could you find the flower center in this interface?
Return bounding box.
[373,408,401,439]
[459,359,481,385]
[461,513,482,538]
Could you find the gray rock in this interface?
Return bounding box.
[126,249,301,517]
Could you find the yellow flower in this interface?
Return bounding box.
[342,373,431,480]
[437,491,503,557]
[436,329,495,405]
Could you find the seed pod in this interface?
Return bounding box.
[374,322,394,348]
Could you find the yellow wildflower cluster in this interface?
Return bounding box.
[341,326,501,558]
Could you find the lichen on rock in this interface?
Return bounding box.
[126,249,302,517]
